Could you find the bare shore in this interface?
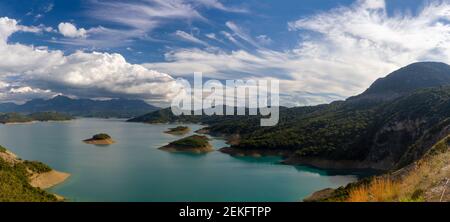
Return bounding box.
[83,138,116,145]
[30,170,71,189]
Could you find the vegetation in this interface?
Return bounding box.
[165,126,190,135]
[347,178,399,202]
[130,62,450,170]
[0,147,57,202]
[22,160,52,174]
[0,112,74,124]
[0,113,33,124]
[27,112,74,121]
[169,135,210,148]
[0,95,158,118]
[0,145,6,153]
[308,135,450,202]
[92,133,112,140]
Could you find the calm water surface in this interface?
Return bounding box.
[0,118,363,202]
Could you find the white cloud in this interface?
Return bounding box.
[225,21,260,48]
[58,22,88,38]
[5,0,450,107]
[174,30,209,46]
[43,3,54,13]
[144,0,450,106]
[0,17,181,105]
[83,0,247,47]
[256,35,272,46]
[193,0,248,13]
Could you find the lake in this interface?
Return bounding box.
[0,118,363,202]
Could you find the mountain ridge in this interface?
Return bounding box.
[0,96,159,118]
[129,62,450,171]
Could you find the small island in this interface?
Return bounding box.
[159,135,213,154]
[164,126,190,135]
[83,133,116,145]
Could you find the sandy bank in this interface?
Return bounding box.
[30,170,71,189]
[83,138,115,145]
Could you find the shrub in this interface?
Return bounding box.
[170,135,209,148]
[22,161,52,173]
[92,133,111,140]
[0,145,7,153]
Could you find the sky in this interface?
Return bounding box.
[0,0,448,107]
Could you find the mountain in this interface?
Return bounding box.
[349,62,450,101]
[129,62,450,171]
[0,96,159,118]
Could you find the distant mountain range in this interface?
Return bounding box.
[0,96,159,118]
[129,62,450,171]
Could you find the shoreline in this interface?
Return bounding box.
[30,170,71,190]
[2,119,74,125]
[83,138,116,145]
[217,145,385,202]
[219,147,293,158]
[159,144,214,154]
[0,149,70,201]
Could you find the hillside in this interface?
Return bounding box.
[305,135,450,202]
[0,112,74,124]
[0,145,67,202]
[350,62,450,101]
[130,62,450,171]
[0,96,158,118]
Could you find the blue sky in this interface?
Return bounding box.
[2,0,427,63]
[0,0,449,106]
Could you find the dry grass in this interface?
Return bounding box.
[347,178,399,202]
[346,136,450,202]
[347,187,370,202]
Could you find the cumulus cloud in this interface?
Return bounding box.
[0,18,52,42]
[58,22,88,38]
[0,17,181,105]
[145,0,450,106]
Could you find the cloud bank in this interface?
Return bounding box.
[145,0,450,106]
[0,17,180,105]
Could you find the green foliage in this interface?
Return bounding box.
[92,133,112,140]
[0,158,57,202]
[130,63,450,168]
[27,112,74,121]
[0,145,6,153]
[410,189,424,200]
[170,135,209,148]
[0,112,74,124]
[22,160,52,174]
[170,126,189,131]
[0,113,33,124]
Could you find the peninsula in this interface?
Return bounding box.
[0,145,70,201]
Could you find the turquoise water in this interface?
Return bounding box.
[0,118,361,202]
